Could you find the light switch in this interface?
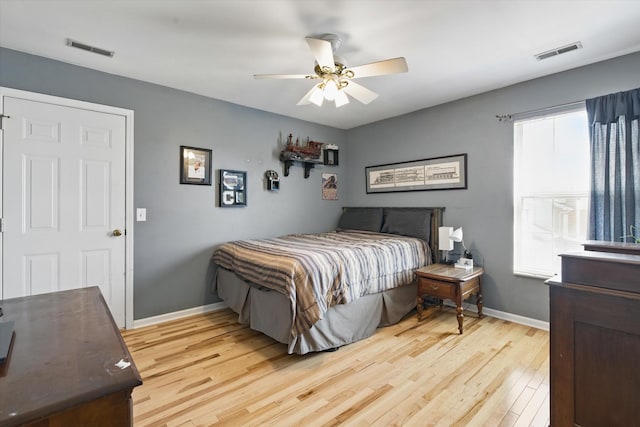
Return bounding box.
[136,208,147,222]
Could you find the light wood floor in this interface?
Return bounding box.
[122,306,550,426]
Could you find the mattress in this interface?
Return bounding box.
[212,230,428,337]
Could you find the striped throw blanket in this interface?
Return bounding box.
[213,230,429,336]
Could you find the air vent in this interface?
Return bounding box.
[534,41,582,61]
[66,39,114,57]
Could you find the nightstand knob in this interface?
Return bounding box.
[431,285,439,291]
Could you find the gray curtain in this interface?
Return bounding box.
[586,88,640,241]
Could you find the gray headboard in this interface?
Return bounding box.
[338,207,445,264]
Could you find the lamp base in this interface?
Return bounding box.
[454,258,473,270]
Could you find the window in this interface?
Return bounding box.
[513,106,589,278]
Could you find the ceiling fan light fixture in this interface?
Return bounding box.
[309,86,324,106]
[334,90,349,108]
[323,79,339,101]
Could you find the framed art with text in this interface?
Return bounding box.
[219,169,247,207]
[322,173,338,200]
[180,146,212,185]
[366,153,467,193]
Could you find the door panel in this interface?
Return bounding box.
[23,117,61,143]
[82,249,111,302]
[82,160,110,229]
[22,252,59,295]
[81,126,111,148]
[24,155,59,231]
[2,96,126,326]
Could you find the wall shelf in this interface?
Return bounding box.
[279,154,323,179]
[278,134,338,179]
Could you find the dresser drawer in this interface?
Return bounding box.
[418,277,455,300]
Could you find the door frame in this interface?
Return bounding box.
[0,87,135,329]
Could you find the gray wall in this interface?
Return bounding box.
[3,46,640,323]
[346,51,640,321]
[0,47,347,320]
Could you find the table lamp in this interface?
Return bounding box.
[438,226,473,269]
[438,226,454,263]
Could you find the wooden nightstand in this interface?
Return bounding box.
[415,264,484,334]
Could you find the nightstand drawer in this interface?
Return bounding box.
[418,278,454,300]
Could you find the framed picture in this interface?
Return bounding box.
[322,173,338,200]
[219,169,247,207]
[366,153,467,193]
[180,146,212,185]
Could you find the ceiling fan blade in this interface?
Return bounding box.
[346,57,408,78]
[342,81,379,104]
[306,37,335,72]
[254,73,315,79]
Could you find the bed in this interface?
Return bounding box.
[211,207,444,354]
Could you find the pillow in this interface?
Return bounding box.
[381,209,432,242]
[337,208,383,232]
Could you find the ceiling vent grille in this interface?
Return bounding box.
[534,41,582,61]
[66,39,114,57]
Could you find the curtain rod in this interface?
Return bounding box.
[496,99,585,122]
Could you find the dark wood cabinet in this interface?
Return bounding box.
[547,243,640,426]
[0,287,142,426]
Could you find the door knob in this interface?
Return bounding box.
[112,229,122,237]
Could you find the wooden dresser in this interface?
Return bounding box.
[547,243,640,426]
[0,287,142,426]
[582,239,640,256]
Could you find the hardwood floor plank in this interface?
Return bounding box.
[497,411,519,427]
[472,330,548,419]
[510,386,536,416]
[122,308,549,426]
[513,382,549,427]
[530,393,551,427]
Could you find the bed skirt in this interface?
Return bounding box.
[214,267,418,354]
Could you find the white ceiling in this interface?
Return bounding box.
[1,0,640,129]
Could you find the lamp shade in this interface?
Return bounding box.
[450,227,464,243]
[438,226,454,251]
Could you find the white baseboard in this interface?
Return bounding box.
[482,307,549,331]
[443,301,549,331]
[132,300,549,332]
[132,301,228,329]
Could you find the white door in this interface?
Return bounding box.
[1,95,127,326]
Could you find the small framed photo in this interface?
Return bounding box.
[322,173,338,200]
[219,169,247,207]
[180,146,212,185]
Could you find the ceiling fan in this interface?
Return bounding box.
[254,34,408,108]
